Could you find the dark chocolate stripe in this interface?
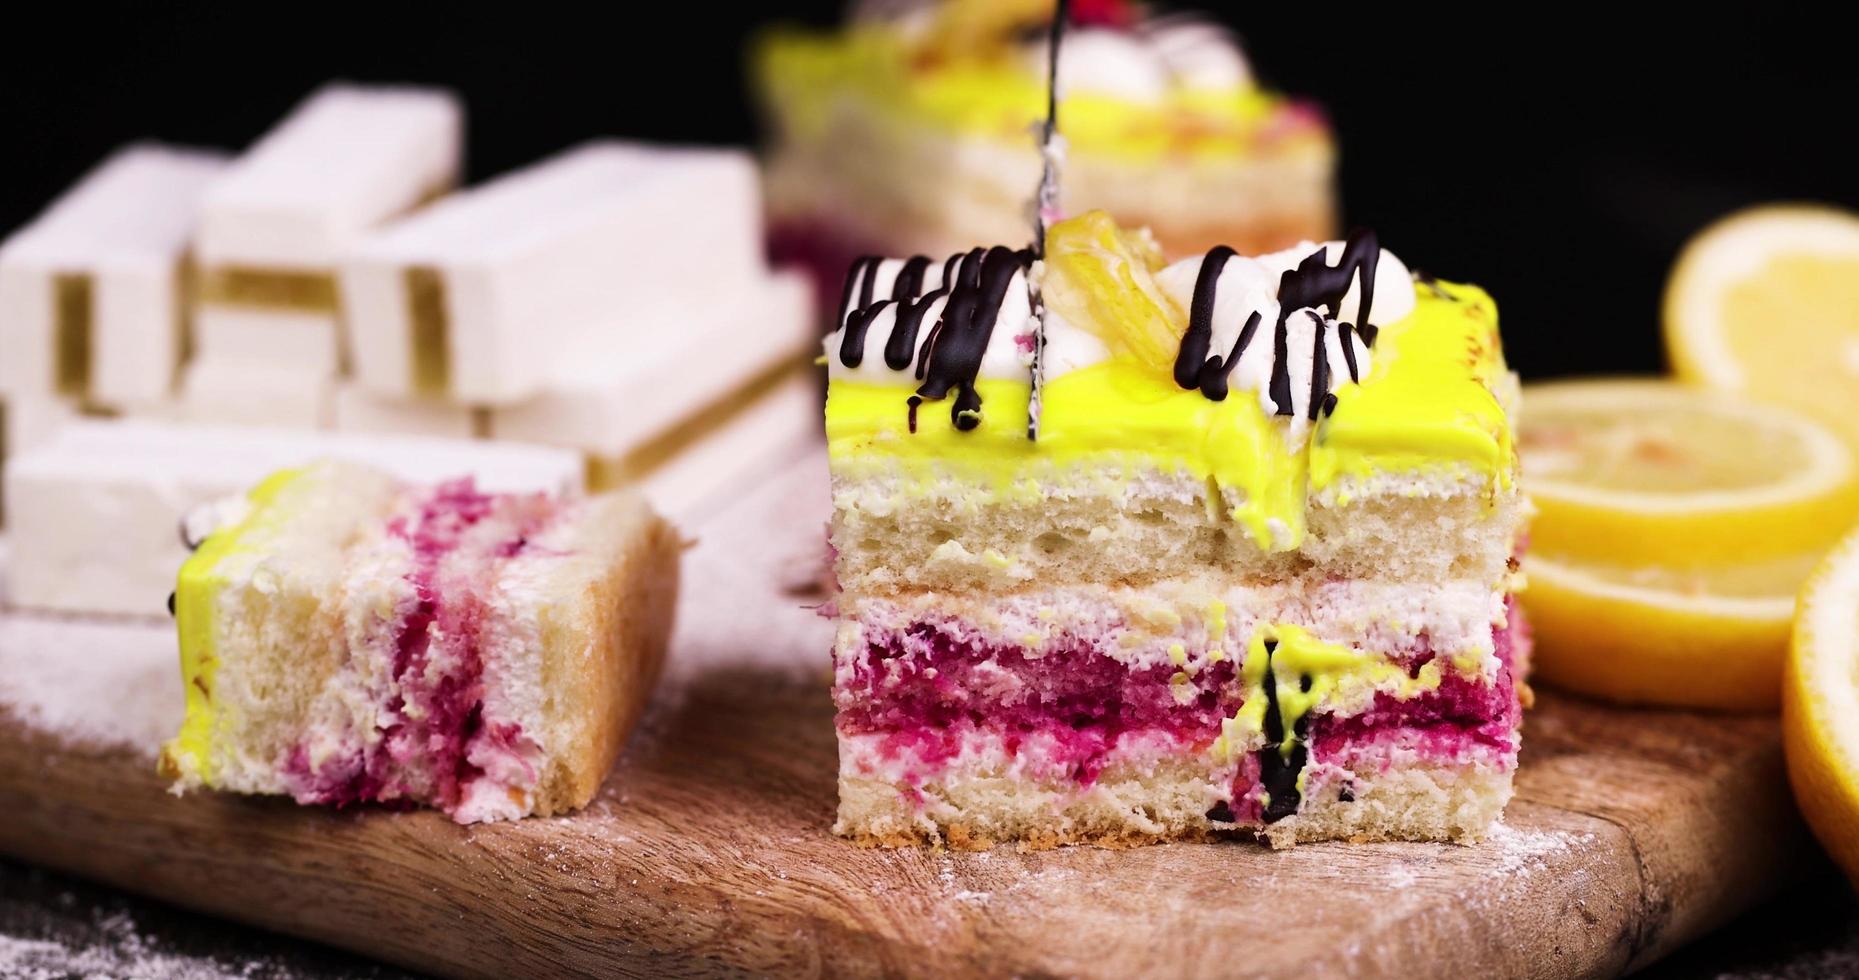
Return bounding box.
[1194,309,1261,402]
[1175,245,1235,390]
[1267,315,1292,416]
[885,287,948,371]
[891,255,930,303]
[916,246,1031,432]
[856,254,882,310]
[1257,638,1308,823]
[1338,322,1361,383]
[838,299,893,368]
[1306,311,1329,421]
[940,252,963,291]
[835,256,876,334]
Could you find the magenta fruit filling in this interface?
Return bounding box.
[284,479,545,812]
[838,598,1526,792]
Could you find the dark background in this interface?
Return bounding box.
[2,7,1854,381]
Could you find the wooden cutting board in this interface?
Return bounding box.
[0,453,1815,979]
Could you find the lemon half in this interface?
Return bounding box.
[1666,204,1859,455]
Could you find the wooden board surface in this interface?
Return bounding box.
[0,452,1816,979]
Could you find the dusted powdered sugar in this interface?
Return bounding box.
[0,613,180,755]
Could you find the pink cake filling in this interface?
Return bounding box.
[283,479,553,816]
[836,597,1528,820]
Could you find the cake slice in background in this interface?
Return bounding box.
[753,0,1334,315]
[160,459,679,823]
[823,212,1526,848]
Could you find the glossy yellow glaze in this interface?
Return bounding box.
[163,467,305,782]
[824,271,1516,551]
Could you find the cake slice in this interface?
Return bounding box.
[159,459,680,822]
[4,420,583,617]
[754,2,1334,312]
[825,212,1527,848]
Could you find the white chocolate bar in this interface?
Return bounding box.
[635,368,820,524]
[0,144,228,408]
[176,357,334,430]
[193,83,462,370]
[344,140,765,405]
[333,383,485,439]
[2,420,583,617]
[492,271,813,456]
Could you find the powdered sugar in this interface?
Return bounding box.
[0,612,181,755]
[667,453,834,681]
[1482,821,1593,876]
[0,909,291,980]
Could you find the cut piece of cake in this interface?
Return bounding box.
[159,459,679,822]
[754,2,1334,312]
[4,420,583,617]
[824,211,1527,848]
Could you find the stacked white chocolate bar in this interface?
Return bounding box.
[0,80,825,619]
[185,82,463,426]
[337,139,818,507]
[0,144,227,447]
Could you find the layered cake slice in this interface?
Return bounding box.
[826,212,1527,848]
[160,459,680,822]
[754,0,1333,308]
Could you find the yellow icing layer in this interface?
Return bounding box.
[162,467,306,782]
[755,25,1325,161]
[825,279,1516,551]
[1212,624,1443,769]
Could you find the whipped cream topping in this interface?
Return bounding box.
[1022,18,1253,102]
[1141,16,1253,91]
[1157,233,1413,434]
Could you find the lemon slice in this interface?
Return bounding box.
[1521,379,1859,565]
[1665,205,1859,453]
[1524,551,1807,710]
[1785,528,1859,885]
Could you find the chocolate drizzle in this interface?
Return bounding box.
[916,247,1033,431]
[1176,228,1390,418]
[1257,639,1309,823]
[833,247,1034,432]
[1174,245,1236,391]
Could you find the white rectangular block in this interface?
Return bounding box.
[194,82,461,368]
[197,83,462,270]
[193,307,342,376]
[344,140,766,405]
[0,144,228,407]
[633,369,820,525]
[177,357,334,429]
[333,382,484,439]
[1,396,80,466]
[3,420,585,617]
[492,271,814,456]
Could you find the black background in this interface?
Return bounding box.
[2,6,1854,381]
